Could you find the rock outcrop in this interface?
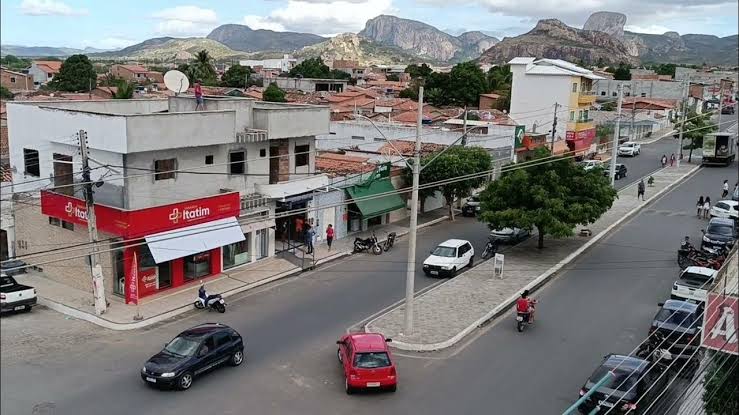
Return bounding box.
[583,11,627,38]
[295,33,423,66]
[206,24,324,52]
[479,19,638,65]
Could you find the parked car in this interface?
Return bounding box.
[577,354,668,414]
[422,239,474,277]
[671,266,717,305]
[489,228,530,244]
[336,332,397,394]
[617,142,641,157]
[0,259,28,277]
[0,274,37,313]
[141,323,244,390]
[650,300,701,355]
[701,217,737,252]
[732,185,738,201]
[461,195,481,217]
[603,164,628,180]
[579,160,604,171]
[709,200,739,221]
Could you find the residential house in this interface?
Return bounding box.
[331,60,367,81]
[271,77,348,93]
[508,57,603,156]
[7,96,329,305]
[240,55,297,74]
[110,65,164,84]
[28,60,62,87]
[1,68,33,91]
[479,93,502,109]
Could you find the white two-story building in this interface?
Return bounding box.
[6,96,329,304]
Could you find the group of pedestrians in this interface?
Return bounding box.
[695,180,736,219]
[660,154,677,168]
[302,223,335,255]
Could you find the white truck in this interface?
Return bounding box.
[617,141,641,157]
[0,274,37,313]
[702,132,737,166]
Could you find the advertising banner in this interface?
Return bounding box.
[702,293,738,355]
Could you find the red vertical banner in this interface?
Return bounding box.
[129,251,139,306]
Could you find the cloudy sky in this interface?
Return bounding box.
[1,0,737,49]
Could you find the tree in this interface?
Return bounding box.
[600,102,616,111]
[113,81,134,99]
[329,69,351,80]
[479,147,617,249]
[412,147,492,220]
[0,85,14,100]
[405,63,433,79]
[447,61,488,107]
[703,354,737,414]
[289,57,330,79]
[191,50,219,86]
[398,88,417,100]
[263,82,287,102]
[49,54,97,92]
[0,55,31,71]
[613,63,632,80]
[221,64,253,87]
[677,111,717,161]
[654,63,676,78]
[596,124,614,143]
[486,65,512,92]
[386,73,400,82]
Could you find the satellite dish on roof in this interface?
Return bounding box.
[163,70,189,95]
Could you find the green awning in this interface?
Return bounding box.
[346,179,406,219]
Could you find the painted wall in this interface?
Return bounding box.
[509,73,571,135]
[252,104,330,139]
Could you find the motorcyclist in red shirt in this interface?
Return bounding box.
[516,289,536,323]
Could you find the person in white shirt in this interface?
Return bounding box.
[722,180,729,198]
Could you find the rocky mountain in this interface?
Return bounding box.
[359,15,497,62]
[0,44,112,57]
[583,11,626,38]
[295,33,430,66]
[479,19,638,65]
[206,24,324,53]
[624,32,738,66]
[93,38,247,61]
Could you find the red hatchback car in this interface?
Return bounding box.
[336,333,397,394]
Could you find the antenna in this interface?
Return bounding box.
[163,70,190,96]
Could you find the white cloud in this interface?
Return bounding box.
[19,0,87,16]
[152,5,218,36]
[247,0,396,35]
[624,24,672,34]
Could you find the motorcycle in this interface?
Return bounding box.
[481,237,499,260]
[516,299,537,332]
[382,232,396,252]
[353,232,382,255]
[194,285,226,313]
[678,243,727,270]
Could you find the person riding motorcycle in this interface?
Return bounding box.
[516,289,536,323]
[680,236,693,250]
[198,284,208,306]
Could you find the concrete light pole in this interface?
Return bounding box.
[676,80,689,168]
[403,85,423,335]
[609,85,623,187]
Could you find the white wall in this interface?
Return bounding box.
[253,104,330,139]
[125,111,236,153]
[509,73,571,132]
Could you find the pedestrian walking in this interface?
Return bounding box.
[670,153,676,167]
[194,80,204,111]
[696,196,704,217]
[305,225,315,254]
[722,180,729,198]
[325,224,334,251]
[661,154,667,168]
[703,197,711,219]
[637,179,645,201]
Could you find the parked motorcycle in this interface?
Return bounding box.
[481,237,499,260]
[382,232,397,252]
[353,232,382,255]
[194,285,226,313]
[677,242,727,270]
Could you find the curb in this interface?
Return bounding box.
[40,214,450,331]
[366,165,701,351]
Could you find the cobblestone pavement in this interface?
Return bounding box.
[367,163,699,349]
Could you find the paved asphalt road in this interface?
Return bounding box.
[1,138,732,415]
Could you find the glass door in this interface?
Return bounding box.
[158,261,172,289]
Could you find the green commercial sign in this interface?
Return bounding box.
[514,125,525,149]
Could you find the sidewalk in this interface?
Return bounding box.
[19,209,449,330]
[366,163,700,351]
[635,126,676,145]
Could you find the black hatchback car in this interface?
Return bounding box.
[650,300,701,355]
[578,354,668,414]
[603,164,627,180]
[701,217,737,252]
[141,323,244,390]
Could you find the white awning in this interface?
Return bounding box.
[255,174,329,200]
[144,217,245,264]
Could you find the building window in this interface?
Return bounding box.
[373,137,384,142]
[352,135,364,141]
[641,92,647,97]
[624,92,631,97]
[601,91,606,96]
[223,237,250,269]
[62,220,74,230]
[569,111,575,121]
[49,217,61,226]
[295,144,310,167]
[49,217,74,230]
[583,110,589,121]
[10,77,16,83]
[154,158,176,180]
[572,83,578,93]
[205,155,214,165]
[229,151,246,174]
[23,148,40,177]
[612,92,617,97]
[260,149,266,157]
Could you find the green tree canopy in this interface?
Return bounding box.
[411,146,492,220]
[386,73,400,82]
[221,64,253,88]
[263,82,287,102]
[329,69,351,80]
[653,63,676,78]
[49,54,97,92]
[0,85,14,100]
[0,55,31,71]
[179,50,219,86]
[678,111,717,159]
[289,57,331,78]
[447,61,488,107]
[398,88,417,100]
[613,63,632,80]
[480,147,617,248]
[405,63,433,79]
[486,65,512,92]
[703,355,737,414]
[113,80,134,99]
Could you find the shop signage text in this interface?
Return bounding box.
[702,293,738,355]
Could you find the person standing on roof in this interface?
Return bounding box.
[194,80,204,111]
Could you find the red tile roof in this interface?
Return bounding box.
[316,152,375,177]
[33,60,62,73]
[378,140,446,157]
[621,98,678,110]
[117,64,148,73]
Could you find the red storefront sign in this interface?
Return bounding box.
[41,191,241,237]
[565,128,597,151]
[702,293,738,355]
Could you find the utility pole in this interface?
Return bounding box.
[676,80,688,168]
[550,102,559,154]
[630,81,636,140]
[404,84,423,335]
[716,81,724,130]
[461,106,468,146]
[609,84,623,187]
[79,131,107,315]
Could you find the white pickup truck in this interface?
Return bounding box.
[0,274,37,313]
[670,266,716,305]
[617,141,641,157]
